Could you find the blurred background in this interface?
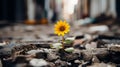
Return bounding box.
[0,0,120,41]
[0,0,120,24]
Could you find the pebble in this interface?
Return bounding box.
[108,45,120,52]
[73,49,81,57]
[0,48,11,58]
[74,60,81,64]
[29,58,48,67]
[84,34,92,40]
[87,63,116,67]
[48,62,56,67]
[59,49,79,61]
[82,50,93,61]
[13,56,28,63]
[92,55,100,63]
[47,53,59,61]
[79,61,92,67]
[0,42,6,46]
[73,39,85,46]
[55,59,68,67]
[27,49,44,55]
[35,52,47,59]
[85,42,97,50]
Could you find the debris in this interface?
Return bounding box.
[29,59,48,67]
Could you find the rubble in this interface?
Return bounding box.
[29,59,48,67]
[0,24,120,67]
[108,45,120,52]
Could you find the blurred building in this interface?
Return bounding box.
[0,0,120,24]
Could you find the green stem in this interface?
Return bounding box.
[62,36,65,49]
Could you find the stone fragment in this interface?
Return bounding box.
[82,50,93,61]
[84,34,92,40]
[74,60,82,64]
[0,41,6,46]
[79,61,92,67]
[92,55,100,63]
[47,53,59,61]
[13,56,28,63]
[0,48,11,58]
[55,59,68,67]
[29,59,48,67]
[85,42,97,50]
[108,45,120,52]
[74,39,85,45]
[59,49,79,61]
[87,63,116,67]
[48,62,56,67]
[35,52,47,59]
[27,49,44,55]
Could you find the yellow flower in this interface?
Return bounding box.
[54,20,70,36]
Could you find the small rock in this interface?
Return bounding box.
[27,49,44,55]
[36,43,50,48]
[59,49,79,61]
[82,50,93,61]
[13,56,28,63]
[0,48,11,58]
[47,53,59,61]
[29,59,48,67]
[84,34,92,40]
[94,48,109,62]
[55,59,68,67]
[80,61,92,67]
[92,56,100,63]
[48,62,56,67]
[63,53,79,61]
[85,42,97,50]
[0,41,6,46]
[82,48,109,62]
[73,49,81,57]
[35,52,47,59]
[108,45,120,52]
[87,63,116,67]
[74,60,82,64]
[74,39,85,45]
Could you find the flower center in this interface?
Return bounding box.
[60,26,65,31]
